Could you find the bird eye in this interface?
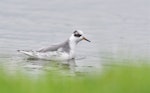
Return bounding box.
[74,34,82,37]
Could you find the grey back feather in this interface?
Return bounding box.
[37,39,70,53]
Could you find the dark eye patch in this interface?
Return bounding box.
[74,34,82,37]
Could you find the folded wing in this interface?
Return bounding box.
[37,40,70,53]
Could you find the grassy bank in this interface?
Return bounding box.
[0,63,150,93]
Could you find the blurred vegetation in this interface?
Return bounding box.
[0,61,150,93]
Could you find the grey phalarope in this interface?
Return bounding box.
[18,30,91,61]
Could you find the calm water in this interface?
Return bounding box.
[0,0,150,75]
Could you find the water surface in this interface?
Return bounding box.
[0,0,150,75]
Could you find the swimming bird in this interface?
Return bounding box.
[18,30,91,61]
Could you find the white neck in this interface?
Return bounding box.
[69,35,78,59]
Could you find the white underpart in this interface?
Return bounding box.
[19,50,70,61]
[36,51,69,60]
